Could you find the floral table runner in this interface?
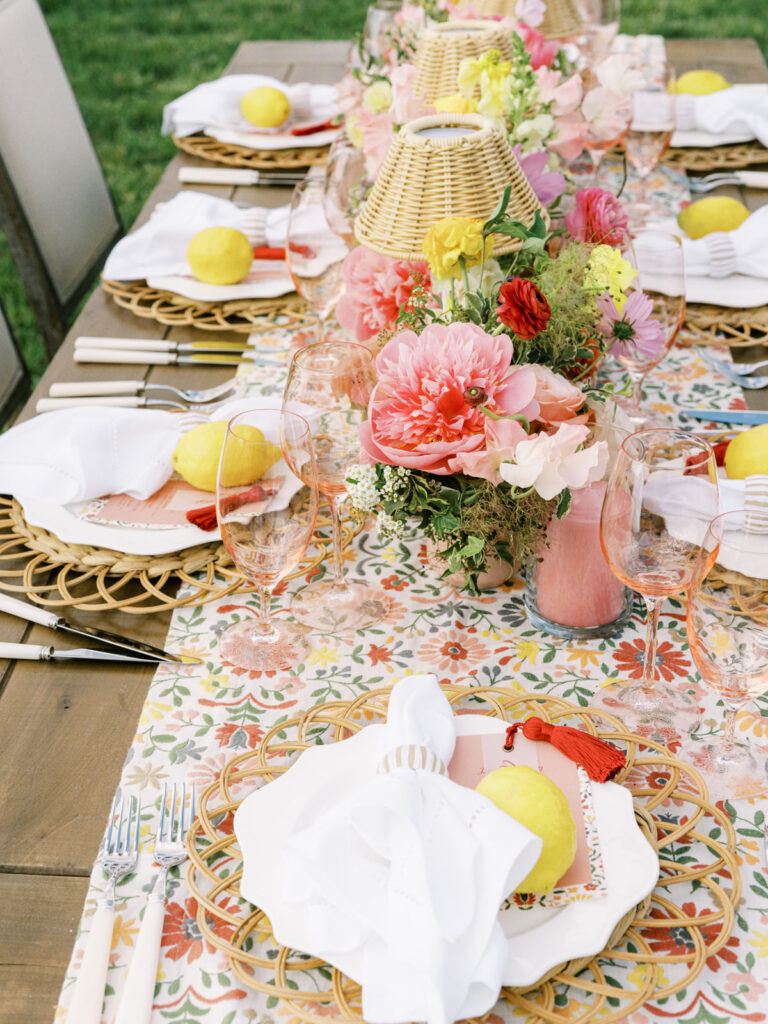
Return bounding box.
[55,167,768,1023]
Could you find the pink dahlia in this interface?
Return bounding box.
[597,290,666,360]
[336,246,430,342]
[359,322,540,475]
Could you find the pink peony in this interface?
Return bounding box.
[528,364,587,425]
[359,322,539,474]
[520,25,559,69]
[335,246,430,341]
[565,187,629,246]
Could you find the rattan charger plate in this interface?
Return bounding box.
[102,278,312,335]
[664,140,768,172]
[685,304,768,347]
[173,131,330,170]
[0,497,360,614]
[187,684,740,1024]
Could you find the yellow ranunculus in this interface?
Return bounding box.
[422,216,485,280]
[433,92,478,114]
[362,80,393,114]
[584,244,637,309]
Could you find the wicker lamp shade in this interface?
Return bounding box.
[354,114,544,261]
[466,0,585,40]
[413,20,518,102]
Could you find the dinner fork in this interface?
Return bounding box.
[688,170,768,192]
[48,377,241,403]
[113,783,195,1024]
[692,347,768,389]
[67,794,141,1024]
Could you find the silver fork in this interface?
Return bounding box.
[113,783,196,1024]
[692,347,768,389]
[688,170,768,192]
[48,377,241,403]
[67,794,141,1024]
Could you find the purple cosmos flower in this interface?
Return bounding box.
[597,290,666,359]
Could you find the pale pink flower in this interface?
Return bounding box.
[724,972,766,1003]
[519,25,558,69]
[528,364,587,425]
[535,68,583,115]
[514,146,566,207]
[581,85,632,143]
[360,322,539,474]
[335,73,365,116]
[596,54,645,95]
[515,0,545,26]
[390,63,434,123]
[499,423,609,500]
[394,4,427,30]
[357,109,396,176]
[336,246,431,341]
[453,417,528,484]
[565,187,629,246]
[549,111,588,162]
[597,290,666,360]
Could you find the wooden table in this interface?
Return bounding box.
[1,36,767,1024]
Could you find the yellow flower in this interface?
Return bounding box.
[458,50,510,99]
[566,647,599,670]
[584,245,637,308]
[748,929,768,957]
[111,913,139,951]
[477,64,511,119]
[434,92,478,114]
[345,112,364,149]
[362,80,393,114]
[422,216,484,280]
[199,671,229,694]
[307,644,340,668]
[139,701,172,727]
[513,639,540,667]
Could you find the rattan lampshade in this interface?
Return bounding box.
[413,20,518,103]
[354,113,545,261]
[467,0,585,40]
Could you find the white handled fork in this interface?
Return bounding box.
[113,783,195,1024]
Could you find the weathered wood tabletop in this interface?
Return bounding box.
[1,35,767,1024]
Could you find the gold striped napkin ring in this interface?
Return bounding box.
[377,744,449,776]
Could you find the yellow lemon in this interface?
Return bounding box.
[675,70,731,95]
[476,765,577,894]
[186,227,254,285]
[723,423,768,479]
[677,197,750,240]
[172,421,282,492]
[240,85,291,128]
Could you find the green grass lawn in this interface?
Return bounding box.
[2,0,767,381]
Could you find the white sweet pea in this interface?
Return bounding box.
[595,54,645,96]
[515,113,555,151]
[499,424,609,501]
[515,0,546,27]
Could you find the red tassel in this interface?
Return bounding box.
[185,482,276,532]
[252,246,287,261]
[685,441,729,474]
[504,717,625,783]
[290,119,336,136]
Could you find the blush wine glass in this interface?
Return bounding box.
[284,341,388,632]
[286,176,350,345]
[216,408,319,671]
[680,511,768,800]
[596,428,720,737]
[624,61,677,230]
[323,135,373,246]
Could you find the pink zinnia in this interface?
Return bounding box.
[597,291,666,360]
[336,246,430,341]
[359,322,539,475]
[565,187,628,246]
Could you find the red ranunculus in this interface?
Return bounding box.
[497,278,551,339]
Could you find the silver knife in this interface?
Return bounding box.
[0,641,166,663]
[74,348,281,367]
[680,409,768,425]
[0,592,187,663]
[74,337,280,354]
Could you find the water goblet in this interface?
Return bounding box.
[284,341,387,632]
[324,135,373,246]
[596,428,720,738]
[680,511,768,800]
[574,0,621,66]
[216,408,319,671]
[286,176,350,345]
[624,61,677,230]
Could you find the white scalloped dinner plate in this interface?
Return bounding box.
[235,715,659,991]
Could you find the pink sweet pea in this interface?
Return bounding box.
[535,67,583,116]
[515,0,545,28]
[357,109,397,176]
[520,25,558,69]
[453,417,529,485]
[360,322,539,475]
[390,64,434,123]
[565,187,629,246]
[499,423,608,500]
[335,246,431,342]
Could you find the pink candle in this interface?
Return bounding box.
[535,480,626,628]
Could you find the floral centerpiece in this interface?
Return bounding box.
[345,187,663,592]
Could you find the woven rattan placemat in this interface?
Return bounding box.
[187,684,739,1024]
[173,131,330,170]
[665,140,768,172]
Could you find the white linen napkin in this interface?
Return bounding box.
[101,191,290,282]
[162,73,339,137]
[235,674,543,1024]
[671,85,768,148]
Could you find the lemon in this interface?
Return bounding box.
[675,70,731,95]
[186,227,254,285]
[172,421,282,492]
[723,423,768,479]
[476,765,577,894]
[240,86,291,128]
[677,197,750,240]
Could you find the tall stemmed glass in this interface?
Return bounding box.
[612,232,686,428]
[597,429,720,736]
[681,512,768,800]
[216,408,319,671]
[624,61,677,230]
[575,0,621,65]
[286,176,350,345]
[284,342,387,632]
[324,136,373,246]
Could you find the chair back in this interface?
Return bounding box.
[0,300,29,427]
[0,0,122,358]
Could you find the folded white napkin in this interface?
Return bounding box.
[162,73,339,137]
[671,85,768,148]
[101,191,289,282]
[235,674,542,1024]
[0,398,302,506]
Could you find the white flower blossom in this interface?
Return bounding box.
[376,509,406,540]
[499,424,609,501]
[346,464,380,512]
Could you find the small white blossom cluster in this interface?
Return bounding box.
[346,464,379,513]
[379,464,410,500]
[376,509,406,541]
